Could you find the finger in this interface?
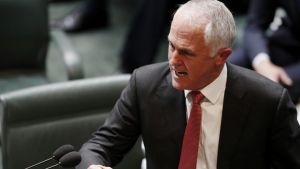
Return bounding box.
[87,165,102,169]
[279,71,293,86]
[102,167,112,169]
[88,165,112,169]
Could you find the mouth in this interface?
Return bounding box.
[175,70,188,77]
[170,67,188,77]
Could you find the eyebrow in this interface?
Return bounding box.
[168,39,195,56]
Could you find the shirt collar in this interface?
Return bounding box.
[185,64,227,104]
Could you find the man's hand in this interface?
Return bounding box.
[254,59,293,86]
[87,165,112,169]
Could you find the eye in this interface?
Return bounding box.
[169,42,175,51]
[179,50,195,57]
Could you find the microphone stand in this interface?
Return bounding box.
[25,157,53,169]
[45,163,61,169]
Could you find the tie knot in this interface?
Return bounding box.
[190,91,205,105]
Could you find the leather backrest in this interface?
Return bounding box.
[0,0,48,69]
[0,74,143,169]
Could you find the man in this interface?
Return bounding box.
[76,0,300,169]
[229,0,300,102]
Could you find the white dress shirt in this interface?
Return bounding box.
[184,65,227,169]
[252,52,270,68]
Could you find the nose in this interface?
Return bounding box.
[168,50,181,66]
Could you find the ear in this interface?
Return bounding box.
[215,48,232,65]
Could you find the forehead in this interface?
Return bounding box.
[168,10,207,46]
[172,5,208,29]
[169,20,201,40]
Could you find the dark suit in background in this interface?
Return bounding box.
[76,62,300,169]
[229,0,300,102]
[120,0,186,73]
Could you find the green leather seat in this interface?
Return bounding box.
[0,74,143,169]
[0,0,83,94]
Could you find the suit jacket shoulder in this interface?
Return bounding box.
[218,63,300,169]
[226,63,284,99]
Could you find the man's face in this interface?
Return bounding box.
[168,13,224,91]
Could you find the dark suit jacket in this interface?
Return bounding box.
[77,62,300,169]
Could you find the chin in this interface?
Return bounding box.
[171,80,185,91]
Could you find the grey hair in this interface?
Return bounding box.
[177,0,236,56]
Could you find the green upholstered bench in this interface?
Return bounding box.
[0,74,143,169]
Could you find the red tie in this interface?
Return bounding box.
[178,91,205,169]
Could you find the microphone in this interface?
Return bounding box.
[45,151,81,169]
[52,144,75,160]
[25,144,75,169]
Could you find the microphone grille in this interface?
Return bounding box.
[59,151,81,168]
[53,144,75,160]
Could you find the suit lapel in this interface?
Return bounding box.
[157,72,186,163]
[217,64,251,169]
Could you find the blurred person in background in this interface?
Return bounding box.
[229,0,300,103]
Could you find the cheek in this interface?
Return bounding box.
[187,63,209,81]
[186,63,200,76]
